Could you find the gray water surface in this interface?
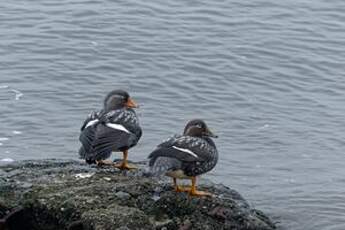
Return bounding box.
[1,0,345,229]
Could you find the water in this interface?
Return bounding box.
[1,0,345,229]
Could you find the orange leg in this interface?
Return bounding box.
[189,176,213,197]
[173,178,190,192]
[114,150,137,170]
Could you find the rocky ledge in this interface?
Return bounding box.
[0,159,276,230]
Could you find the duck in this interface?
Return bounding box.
[79,90,142,170]
[148,119,218,196]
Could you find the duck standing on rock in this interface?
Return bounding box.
[149,119,218,196]
[79,90,142,170]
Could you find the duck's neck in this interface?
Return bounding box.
[104,103,125,112]
[184,127,203,137]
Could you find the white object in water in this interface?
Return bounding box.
[11,89,23,100]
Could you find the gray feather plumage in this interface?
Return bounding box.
[150,157,182,176]
[79,108,142,162]
[148,134,218,177]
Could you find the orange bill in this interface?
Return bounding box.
[126,97,138,108]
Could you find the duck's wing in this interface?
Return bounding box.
[80,111,99,131]
[148,135,212,166]
[79,111,99,159]
[106,108,142,139]
[92,109,140,160]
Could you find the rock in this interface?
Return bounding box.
[0,159,276,230]
[115,191,131,199]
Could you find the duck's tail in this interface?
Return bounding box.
[148,156,181,176]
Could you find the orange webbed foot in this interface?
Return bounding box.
[113,162,137,170]
[189,189,213,197]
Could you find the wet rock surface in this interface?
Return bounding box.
[0,160,276,230]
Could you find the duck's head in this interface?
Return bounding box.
[103,90,138,111]
[183,119,218,138]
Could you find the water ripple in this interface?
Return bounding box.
[1,0,345,229]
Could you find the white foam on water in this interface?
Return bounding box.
[11,89,23,100]
[0,137,9,142]
[258,124,270,130]
[0,85,23,100]
[0,158,14,162]
[0,137,9,146]
[12,130,22,135]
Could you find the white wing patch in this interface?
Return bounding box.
[106,123,130,134]
[172,146,198,158]
[86,119,99,128]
